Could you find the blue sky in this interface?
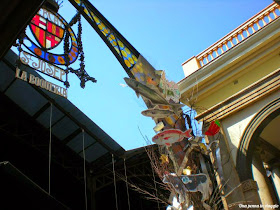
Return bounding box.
[24,0,272,150]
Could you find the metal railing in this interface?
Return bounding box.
[195,3,280,67]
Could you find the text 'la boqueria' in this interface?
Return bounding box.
[15,67,67,98]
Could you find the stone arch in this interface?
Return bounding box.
[236,97,280,182]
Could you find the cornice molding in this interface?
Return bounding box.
[179,18,280,102]
[195,68,280,122]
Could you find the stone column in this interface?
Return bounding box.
[241,179,261,206]
[271,165,280,204]
[252,154,274,207]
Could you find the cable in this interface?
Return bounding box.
[123,158,131,210]
[151,162,160,209]
[48,102,53,195]
[112,154,118,210]
[82,129,88,210]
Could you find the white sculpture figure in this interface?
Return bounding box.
[163,173,212,209]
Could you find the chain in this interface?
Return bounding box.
[77,12,85,73]
[63,24,70,88]
[67,9,97,88]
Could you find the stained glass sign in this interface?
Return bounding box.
[15,5,83,98]
[20,51,66,82]
[30,13,64,49]
[23,8,79,66]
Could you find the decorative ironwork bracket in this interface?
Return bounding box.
[68,67,97,88]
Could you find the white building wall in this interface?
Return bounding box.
[221,91,280,166]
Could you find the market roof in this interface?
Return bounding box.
[0,50,125,164]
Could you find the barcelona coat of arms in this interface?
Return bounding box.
[30,13,65,50]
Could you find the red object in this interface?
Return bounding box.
[205,120,220,136]
[30,14,64,49]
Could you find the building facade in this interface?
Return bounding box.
[179,2,280,209]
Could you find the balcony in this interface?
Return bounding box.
[182,2,280,77]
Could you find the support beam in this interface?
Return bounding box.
[0,0,46,60]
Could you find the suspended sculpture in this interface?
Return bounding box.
[163,173,212,210]
[141,106,174,121]
[65,0,225,208]
[160,154,169,165]
[152,129,192,147]
[123,65,222,209]
[124,77,183,115]
[158,71,181,103]
[124,68,218,209]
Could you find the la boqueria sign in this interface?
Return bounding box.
[15,51,67,98]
